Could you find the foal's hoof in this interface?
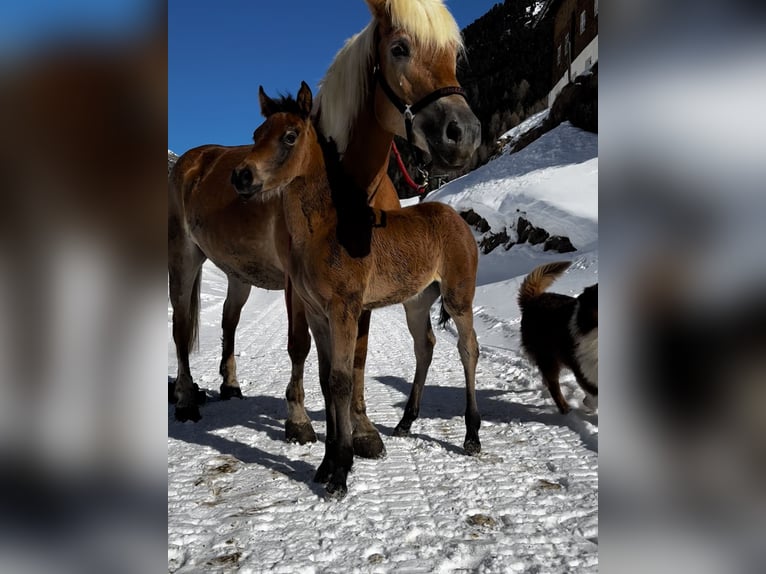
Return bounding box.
[392,424,412,438]
[285,421,317,445]
[353,433,386,459]
[219,384,243,401]
[174,404,202,423]
[168,380,206,405]
[463,438,481,456]
[325,480,348,500]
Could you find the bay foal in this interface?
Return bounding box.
[233,83,480,497]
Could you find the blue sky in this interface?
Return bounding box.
[169,1,500,153]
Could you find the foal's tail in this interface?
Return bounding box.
[517,261,572,311]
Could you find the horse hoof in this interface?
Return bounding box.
[353,433,386,459]
[391,424,411,438]
[285,421,317,445]
[174,405,202,423]
[219,385,243,401]
[463,438,481,456]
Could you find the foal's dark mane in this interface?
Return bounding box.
[270,92,375,259]
[266,93,308,118]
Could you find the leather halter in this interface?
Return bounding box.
[373,65,467,146]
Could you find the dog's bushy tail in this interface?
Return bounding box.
[517,261,572,310]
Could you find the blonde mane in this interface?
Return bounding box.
[315,0,463,154]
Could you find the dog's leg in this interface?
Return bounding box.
[571,362,598,396]
[571,363,598,410]
[541,364,570,414]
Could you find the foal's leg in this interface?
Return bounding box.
[168,235,207,422]
[350,310,385,458]
[324,306,360,498]
[448,309,481,455]
[311,323,336,483]
[218,276,250,400]
[393,284,440,437]
[285,282,316,444]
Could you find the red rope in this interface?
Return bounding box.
[391,141,426,195]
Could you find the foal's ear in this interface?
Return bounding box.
[297,81,312,119]
[258,86,278,118]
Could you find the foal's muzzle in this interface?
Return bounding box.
[231,167,261,198]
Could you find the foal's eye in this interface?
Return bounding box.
[283,130,298,146]
[390,41,410,59]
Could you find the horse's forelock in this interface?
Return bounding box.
[386,0,463,52]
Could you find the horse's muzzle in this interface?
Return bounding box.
[419,98,481,169]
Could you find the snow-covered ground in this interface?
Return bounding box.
[168,122,598,573]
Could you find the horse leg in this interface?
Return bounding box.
[445,306,481,455]
[168,233,206,422]
[218,276,250,400]
[350,310,386,459]
[285,281,316,444]
[393,284,440,437]
[324,304,360,498]
[311,323,335,484]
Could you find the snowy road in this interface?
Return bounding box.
[168,262,598,573]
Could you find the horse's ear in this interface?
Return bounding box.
[364,0,387,20]
[259,86,277,117]
[297,81,312,119]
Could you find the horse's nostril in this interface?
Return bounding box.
[232,167,253,191]
[445,120,463,144]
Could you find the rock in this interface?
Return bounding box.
[516,216,532,243]
[537,479,563,490]
[467,513,497,528]
[460,209,491,233]
[479,229,509,254]
[544,235,576,253]
[528,226,549,245]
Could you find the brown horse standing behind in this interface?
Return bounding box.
[232,82,480,497]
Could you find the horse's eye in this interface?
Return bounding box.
[391,41,410,59]
[283,131,298,146]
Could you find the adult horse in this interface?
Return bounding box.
[232,82,480,497]
[169,0,480,458]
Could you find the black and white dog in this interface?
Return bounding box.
[518,261,598,413]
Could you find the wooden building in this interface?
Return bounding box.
[539,0,599,106]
